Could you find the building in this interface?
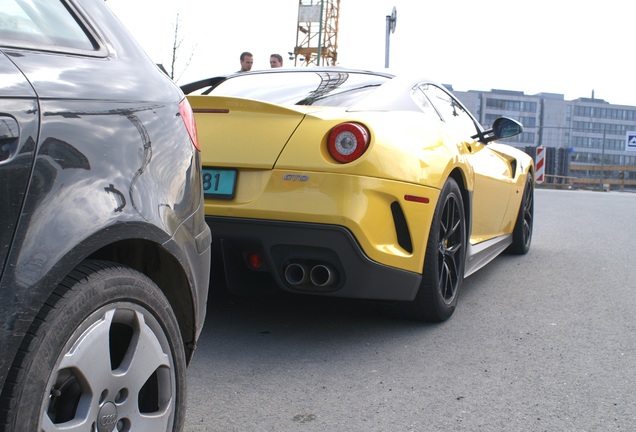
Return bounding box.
[451,87,636,190]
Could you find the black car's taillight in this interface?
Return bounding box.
[179,98,200,151]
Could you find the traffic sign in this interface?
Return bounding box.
[627,131,636,151]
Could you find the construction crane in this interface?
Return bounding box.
[293,0,339,67]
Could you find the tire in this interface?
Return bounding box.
[0,260,186,432]
[507,175,534,255]
[401,178,466,322]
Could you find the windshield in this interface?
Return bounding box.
[209,71,391,107]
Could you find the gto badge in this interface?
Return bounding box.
[283,174,309,182]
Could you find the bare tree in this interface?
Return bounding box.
[169,13,196,82]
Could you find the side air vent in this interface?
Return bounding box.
[390,201,413,253]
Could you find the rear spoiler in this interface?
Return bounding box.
[180,77,228,95]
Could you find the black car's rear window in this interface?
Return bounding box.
[0,0,95,52]
[210,71,391,107]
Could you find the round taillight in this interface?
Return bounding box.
[327,123,369,163]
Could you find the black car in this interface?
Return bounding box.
[0,0,211,430]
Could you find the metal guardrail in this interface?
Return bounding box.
[539,174,635,191]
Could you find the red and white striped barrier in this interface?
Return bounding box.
[535,146,545,184]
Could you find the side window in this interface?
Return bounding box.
[421,84,480,139]
[411,86,443,120]
[0,0,95,52]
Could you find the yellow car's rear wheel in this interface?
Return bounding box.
[401,178,466,322]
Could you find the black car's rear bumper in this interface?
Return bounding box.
[207,216,421,301]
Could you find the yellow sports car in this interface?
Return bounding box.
[183,68,534,322]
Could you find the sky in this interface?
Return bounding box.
[104,0,636,106]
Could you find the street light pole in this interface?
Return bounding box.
[384,7,396,68]
[600,125,606,190]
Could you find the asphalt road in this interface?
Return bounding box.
[184,189,636,432]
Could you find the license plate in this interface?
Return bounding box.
[202,168,236,199]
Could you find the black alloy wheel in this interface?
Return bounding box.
[507,175,534,254]
[401,178,466,322]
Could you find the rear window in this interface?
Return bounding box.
[209,71,391,107]
[0,0,95,52]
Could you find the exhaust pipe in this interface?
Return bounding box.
[284,263,307,286]
[309,264,336,287]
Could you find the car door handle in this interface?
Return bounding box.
[0,116,19,163]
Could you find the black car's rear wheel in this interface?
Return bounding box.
[0,260,186,431]
[507,174,534,255]
[400,178,466,322]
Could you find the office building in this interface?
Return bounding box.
[451,87,636,190]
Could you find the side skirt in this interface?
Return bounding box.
[463,234,512,278]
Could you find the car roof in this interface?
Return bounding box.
[181,67,393,95]
[182,68,469,116]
